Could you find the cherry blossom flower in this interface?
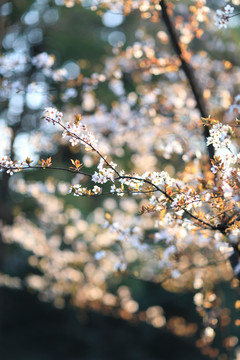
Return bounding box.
[69,137,80,146]
[215,5,234,29]
[224,5,234,15]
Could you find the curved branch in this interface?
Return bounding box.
[56,120,121,177]
[0,165,92,178]
[118,175,219,230]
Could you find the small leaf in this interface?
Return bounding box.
[74,114,82,125]
[70,159,83,170]
[26,157,32,165]
[45,157,52,167]
[75,159,81,168]
[201,116,218,126]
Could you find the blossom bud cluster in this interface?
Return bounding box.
[70,184,102,196]
[171,192,201,216]
[215,5,234,29]
[207,122,240,175]
[92,158,117,184]
[207,123,232,150]
[110,184,125,196]
[42,107,63,125]
[149,195,167,211]
[142,171,175,187]
[118,175,144,192]
[63,120,98,149]
[0,156,26,176]
[42,107,98,150]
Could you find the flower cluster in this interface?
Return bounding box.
[92,158,116,184]
[207,122,232,150]
[62,118,98,150]
[215,5,234,29]
[0,156,26,175]
[171,192,201,216]
[42,107,63,125]
[142,171,175,187]
[206,121,239,176]
[110,184,125,196]
[69,184,102,196]
[41,107,98,150]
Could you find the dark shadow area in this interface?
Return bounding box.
[0,288,210,360]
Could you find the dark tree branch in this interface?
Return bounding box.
[160,0,214,160]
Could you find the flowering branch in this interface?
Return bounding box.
[3,108,237,236]
[43,108,121,177]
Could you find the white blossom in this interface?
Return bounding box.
[215,5,234,29]
[42,107,63,125]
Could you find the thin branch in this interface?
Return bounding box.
[117,175,173,200]
[0,165,93,178]
[229,12,240,19]
[55,120,121,177]
[1,160,219,230]
[118,174,219,230]
[71,189,159,197]
[43,114,221,231]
